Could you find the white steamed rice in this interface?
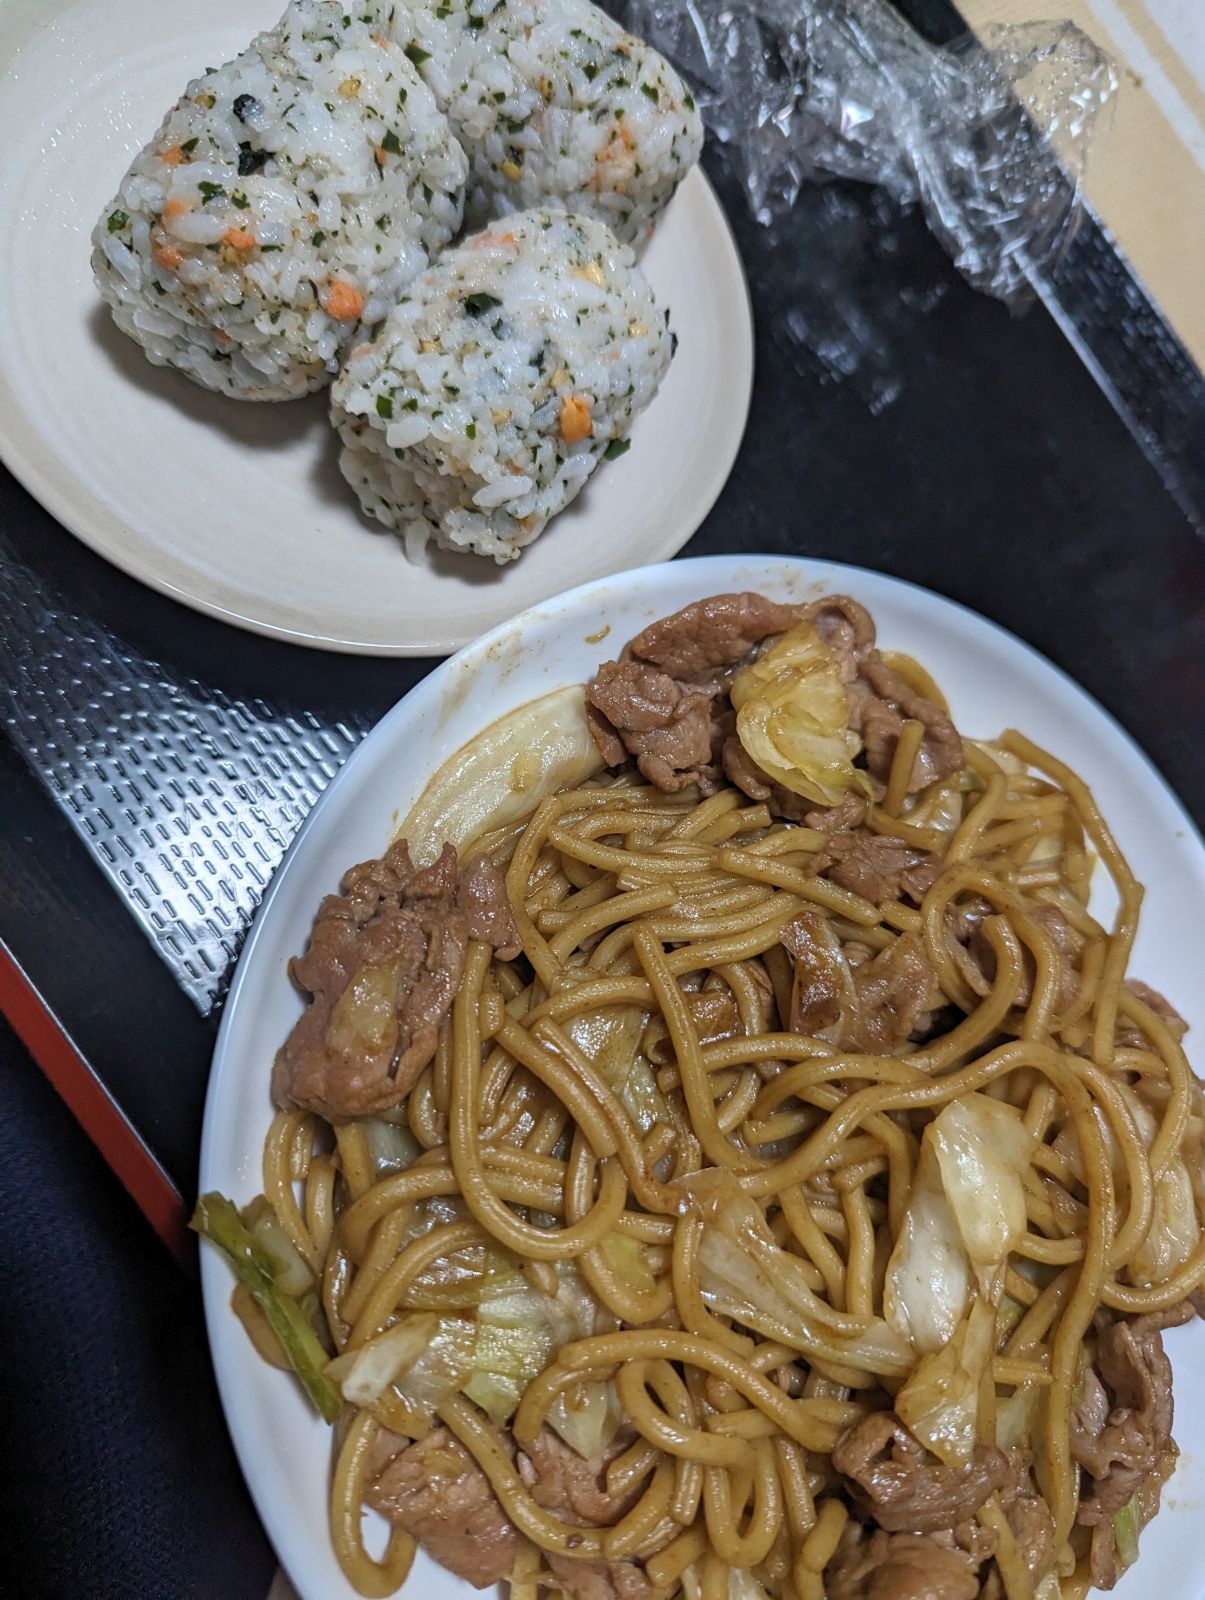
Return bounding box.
[331,207,674,561]
[388,0,704,244]
[92,0,467,399]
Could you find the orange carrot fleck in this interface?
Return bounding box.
[374,145,387,166]
[161,145,185,166]
[222,227,257,251]
[323,279,365,321]
[162,197,191,221]
[154,244,184,271]
[559,395,593,443]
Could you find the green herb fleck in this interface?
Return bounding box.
[181,137,199,154]
[260,243,283,252]
[380,129,402,156]
[604,437,631,460]
[464,292,502,315]
[198,181,226,203]
[466,421,477,438]
[684,90,696,111]
[231,190,249,209]
[405,43,431,65]
[640,83,659,104]
[402,397,419,411]
[107,210,129,234]
[311,230,326,246]
[583,63,598,81]
[376,394,394,419]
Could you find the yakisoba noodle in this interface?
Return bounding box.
[197,592,1204,1600]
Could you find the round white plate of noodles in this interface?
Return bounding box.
[0,0,752,656]
[199,553,1205,1600]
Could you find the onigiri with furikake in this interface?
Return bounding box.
[91,0,467,400]
[388,0,704,245]
[331,207,674,562]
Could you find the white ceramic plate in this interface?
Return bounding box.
[0,1,752,656]
[200,553,1205,1600]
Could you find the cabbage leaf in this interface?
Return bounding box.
[885,1092,1032,1351]
[730,623,870,806]
[694,1185,912,1376]
[895,1296,994,1465]
[399,686,604,862]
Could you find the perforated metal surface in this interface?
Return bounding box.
[0,528,368,1012]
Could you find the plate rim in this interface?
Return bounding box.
[0,0,754,656]
[199,551,1205,1600]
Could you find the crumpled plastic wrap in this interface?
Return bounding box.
[621,0,1117,303]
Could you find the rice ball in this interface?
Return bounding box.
[331,207,675,561]
[92,0,468,400]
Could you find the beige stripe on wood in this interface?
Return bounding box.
[956,0,1205,370]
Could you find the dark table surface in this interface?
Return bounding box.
[3,7,1205,1588]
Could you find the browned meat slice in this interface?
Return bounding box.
[272,840,520,1121]
[977,1453,1055,1598]
[623,591,799,687]
[586,593,800,793]
[1087,1439,1178,1592]
[1088,1518,1122,1591]
[825,1521,979,1600]
[457,853,521,959]
[687,987,740,1043]
[833,1412,1011,1533]
[366,1425,410,1478]
[585,699,628,767]
[719,735,813,821]
[544,1559,670,1600]
[1071,1303,1193,1523]
[805,789,870,832]
[519,1429,671,1600]
[823,832,944,905]
[520,1427,644,1527]
[849,656,964,792]
[1004,1476,1054,1581]
[588,592,970,835]
[782,909,845,1035]
[586,659,720,792]
[847,933,943,1053]
[968,902,1082,1014]
[1116,979,1190,1047]
[796,595,878,683]
[368,1426,518,1590]
[1033,905,1083,1002]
